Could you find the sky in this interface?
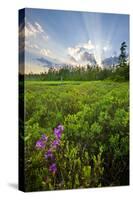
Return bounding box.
[19,8,129,74]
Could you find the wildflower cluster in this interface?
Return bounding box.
[35,124,64,174]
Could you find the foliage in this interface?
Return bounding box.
[24,81,129,191]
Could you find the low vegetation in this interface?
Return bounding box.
[23,81,129,191]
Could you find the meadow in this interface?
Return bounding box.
[24,80,129,191]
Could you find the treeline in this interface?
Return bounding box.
[25,62,129,82]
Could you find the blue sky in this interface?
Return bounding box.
[20,8,129,73]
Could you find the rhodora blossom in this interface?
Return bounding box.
[45,149,54,159]
[51,139,60,148]
[35,124,64,175]
[54,127,61,139]
[35,139,45,149]
[49,163,57,174]
[54,124,64,139]
[41,134,48,141]
[57,124,64,132]
[35,134,48,149]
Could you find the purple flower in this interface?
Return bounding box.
[51,139,60,148]
[41,134,48,141]
[35,139,45,149]
[49,163,57,174]
[57,124,64,132]
[54,128,61,139]
[45,150,54,159]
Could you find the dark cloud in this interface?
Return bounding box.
[81,51,97,65]
[68,43,97,65]
[36,57,54,67]
[36,57,63,68]
[68,55,77,63]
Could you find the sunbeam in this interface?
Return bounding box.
[20,8,129,73]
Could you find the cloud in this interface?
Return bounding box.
[36,57,54,67]
[36,57,63,67]
[19,20,49,41]
[42,35,49,40]
[68,47,81,62]
[68,40,97,65]
[35,22,44,33]
[40,48,52,57]
[67,40,114,66]
[68,40,94,54]
[68,55,78,64]
[81,52,96,65]
[68,47,80,55]
[25,42,39,50]
[25,22,44,37]
[39,48,57,61]
[19,20,50,59]
[83,40,95,50]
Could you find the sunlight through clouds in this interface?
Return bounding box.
[68,40,101,66]
[19,8,129,73]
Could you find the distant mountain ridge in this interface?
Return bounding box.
[102,56,119,68]
[36,55,128,69]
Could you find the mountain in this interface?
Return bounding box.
[37,55,124,70]
[102,56,119,68]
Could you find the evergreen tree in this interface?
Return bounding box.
[119,41,127,67]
